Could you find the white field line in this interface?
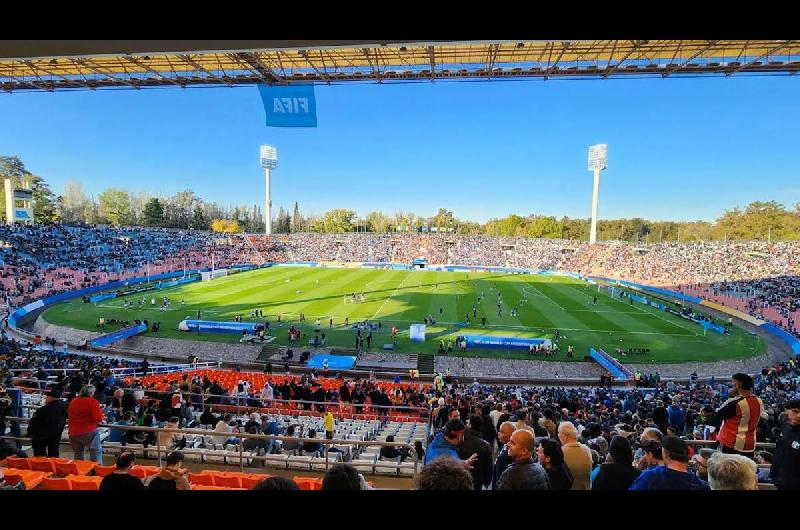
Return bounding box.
[522,284,566,311]
[371,270,414,321]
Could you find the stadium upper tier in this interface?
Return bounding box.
[2,225,799,336]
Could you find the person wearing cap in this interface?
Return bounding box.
[769,399,800,490]
[27,388,68,457]
[424,418,478,470]
[497,429,550,490]
[630,436,709,490]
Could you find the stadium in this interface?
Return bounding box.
[1,40,799,495]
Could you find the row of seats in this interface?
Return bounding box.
[1,456,96,476]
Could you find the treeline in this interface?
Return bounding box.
[2,155,799,241]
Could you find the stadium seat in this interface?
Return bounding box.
[4,457,31,470]
[287,455,313,471]
[2,470,51,490]
[42,476,73,491]
[262,453,289,469]
[241,474,270,489]
[292,477,322,490]
[55,460,97,476]
[188,472,215,486]
[29,457,67,473]
[213,474,242,488]
[129,465,160,479]
[68,475,103,490]
[93,465,117,478]
[192,484,246,490]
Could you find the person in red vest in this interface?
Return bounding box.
[67,384,105,463]
[712,373,766,457]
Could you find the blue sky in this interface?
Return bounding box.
[1,75,799,223]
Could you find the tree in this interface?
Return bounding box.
[142,198,165,227]
[366,210,391,233]
[485,214,525,236]
[291,201,302,232]
[428,208,456,232]
[97,188,133,225]
[310,208,355,233]
[211,218,241,233]
[28,175,59,223]
[525,216,563,238]
[161,189,197,228]
[60,181,91,223]
[190,204,208,230]
[275,206,291,233]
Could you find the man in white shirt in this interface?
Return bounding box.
[262,381,274,405]
[213,414,239,446]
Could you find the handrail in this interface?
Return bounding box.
[9,382,431,417]
[1,416,420,479]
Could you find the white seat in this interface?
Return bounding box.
[398,462,419,476]
[126,443,146,457]
[351,456,376,474]
[287,455,313,471]
[203,449,228,464]
[375,461,400,476]
[102,441,123,455]
[263,454,289,469]
[311,453,340,471]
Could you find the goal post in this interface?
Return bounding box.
[201,269,229,281]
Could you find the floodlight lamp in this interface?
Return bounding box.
[588,143,608,171]
[260,145,278,169]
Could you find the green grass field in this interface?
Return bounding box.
[42,266,765,363]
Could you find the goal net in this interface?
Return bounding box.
[201,269,229,282]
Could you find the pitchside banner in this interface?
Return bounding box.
[258,84,317,127]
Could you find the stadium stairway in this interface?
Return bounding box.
[416,353,434,374]
[256,344,285,362]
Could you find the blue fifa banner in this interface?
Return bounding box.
[178,320,258,335]
[258,84,317,127]
[464,335,546,350]
[90,323,148,348]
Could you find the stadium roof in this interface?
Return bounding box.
[1,40,798,92]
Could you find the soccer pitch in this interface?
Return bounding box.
[42,266,765,363]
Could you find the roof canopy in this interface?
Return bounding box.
[1,40,798,92]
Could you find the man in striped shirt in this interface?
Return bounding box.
[712,373,767,458]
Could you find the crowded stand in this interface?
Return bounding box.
[2,225,800,341]
[2,326,800,490]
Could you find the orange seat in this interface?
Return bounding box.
[68,475,103,490]
[129,465,160,479]
[56,460,98,476]
[192,484,246,490]
[93,465,117,477]
[42,476,73,490]
[3,470,51,490]
[188,472,215,486]
[241,474,269,489]
[293,477,322,491]
[213,474,242,488]
[5,457,31,470]
[28,457,56,473]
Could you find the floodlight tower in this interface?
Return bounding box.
[587,143,608,245]
[259,145,278,235]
